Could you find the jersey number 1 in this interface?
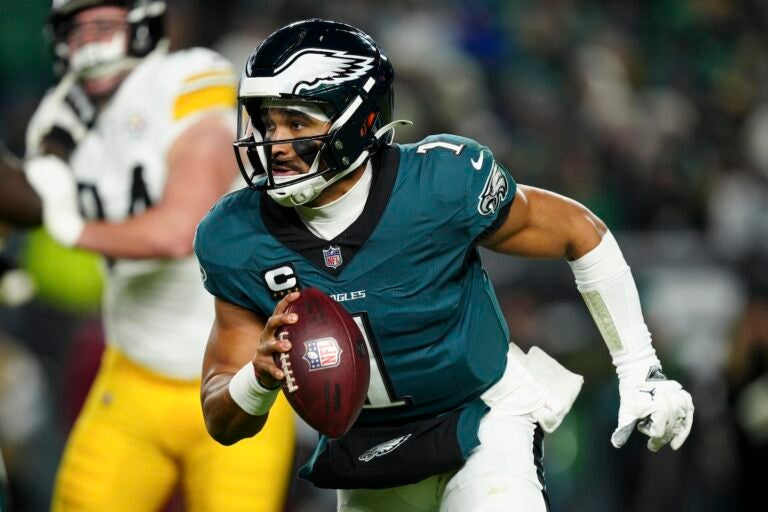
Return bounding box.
[351,312,411,409]
[416,141,465,155]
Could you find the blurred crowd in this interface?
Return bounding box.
[1,0,767,511]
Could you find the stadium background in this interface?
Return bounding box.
[1,0,767,510]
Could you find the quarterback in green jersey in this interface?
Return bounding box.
[195,19,694,512]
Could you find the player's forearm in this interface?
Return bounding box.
[77,208,196,259]
[568,231,659,380]
[201,373,270,445]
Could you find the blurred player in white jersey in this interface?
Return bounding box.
[1,1,295,510]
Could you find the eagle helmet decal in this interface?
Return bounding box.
[233,19,395,207]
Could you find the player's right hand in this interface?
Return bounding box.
[252,291,301,388]
[611,379,694,452]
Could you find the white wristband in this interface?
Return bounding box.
[228,362,280,416]
[568,231,660,383]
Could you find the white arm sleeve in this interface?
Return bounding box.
[568,231,661,384]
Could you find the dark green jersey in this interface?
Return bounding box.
[195,134,517,425]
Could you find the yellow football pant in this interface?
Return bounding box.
[52,346,295,512]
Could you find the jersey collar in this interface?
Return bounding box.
[260,145,400,277]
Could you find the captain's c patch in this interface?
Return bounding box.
[263,263,300,299]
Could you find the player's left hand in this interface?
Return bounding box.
[611,379,694,452]
[24,155,85,247]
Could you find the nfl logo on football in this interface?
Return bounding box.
[303,337,343,371]
[323,245,343,269]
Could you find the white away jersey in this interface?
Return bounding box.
[26,47,237,379]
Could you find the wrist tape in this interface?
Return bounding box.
[228,362,279,416]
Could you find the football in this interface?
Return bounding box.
[274,287,370,438]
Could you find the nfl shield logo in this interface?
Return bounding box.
[323,245,343,269]
[303,337,343,371]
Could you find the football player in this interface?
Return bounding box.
[195,19,694,512]
[5,1,295,511]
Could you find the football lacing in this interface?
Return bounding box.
[278,352,298,393]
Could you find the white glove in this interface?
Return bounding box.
[24,155,85,247]
[611,377,694,451]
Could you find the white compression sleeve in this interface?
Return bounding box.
[228,362,280,416]
[568,231,661,383]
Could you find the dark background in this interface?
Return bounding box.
[1,1,767,510]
